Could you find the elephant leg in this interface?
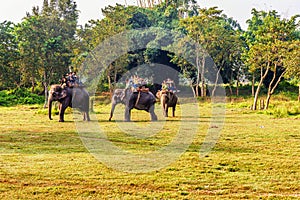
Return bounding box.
[87,112,91,121]
[59,105,67,122]
[109,102,117,121]
[161,99,167,117]
[85,98,90,121]
[165,105,169,117]
[83,112,86,121]
[161,104,166,117]
[85,111,91,121]
[149,105,158,121]
[124,106,131,122]
[172,106,176,117]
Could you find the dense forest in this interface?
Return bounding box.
[0,0,299,110]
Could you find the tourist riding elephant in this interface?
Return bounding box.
[125,88,158,122]
[156,91,178,117]
[48,84,90,122]
[109,85,161,121]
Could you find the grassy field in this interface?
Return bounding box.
[0,98,300,199]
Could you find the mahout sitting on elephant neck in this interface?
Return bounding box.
[60,72,84,88]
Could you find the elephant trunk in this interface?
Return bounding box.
[109,103,116,121]
[48,98,53,120]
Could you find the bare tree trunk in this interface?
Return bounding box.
[253,81,263,110]
[113,65,118,89]
[253,64,270,110]
[191,84,196,98]
[229,85,233,96]
[195,42,201,97]
[259,99,265,110]
[252,74,255,97]
[236,69,240,96]
[31,78,35,93]
[236,81,239,96]
[200,55,206,97]
[298,84,300,102]
[212,67,221,97]
[107,64,113,94]
[265,67,286,110]
[228,70,233,96]
[43,71,49,109]
[43,83,49,108]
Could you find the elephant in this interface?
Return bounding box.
[125,88,158,122]
[109,84,161,121]
[156,91,178,117]
[48,84,90,122]
[108,87,157,121]
[108,88,126,121]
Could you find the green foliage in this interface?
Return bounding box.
[242,9,300,110]
[9,0,79,95]
[0,88,44,106]
[262,102,300,118]
[0,21,20,89]
[1,1,299,101]
[277,81,298,94]
[173,7,244,97]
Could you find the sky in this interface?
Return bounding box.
[0,0,299,30]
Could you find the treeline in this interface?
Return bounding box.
[0,0,299,109]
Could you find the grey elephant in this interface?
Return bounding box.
[156,91,178,117]
[108,88,126,121]
[125,88,157,122]
[48,84,90,122]
[109,87,157,121]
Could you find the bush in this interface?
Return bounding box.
[263,102,300,118]
[0,88,45,106]
[277,81,298,93]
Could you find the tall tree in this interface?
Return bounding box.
[15,0,79,106]
[176,7,243,97]
[243,9,300,110]
[283,40,300,101]
[0,21,20,89]
[77,4,136,92]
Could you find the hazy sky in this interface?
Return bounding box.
[0,0,299,29]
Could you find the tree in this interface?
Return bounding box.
[15,0,79,106]
[243,9,300,110]
[176,7,243,97]
[284,40,300,101]
[77,3,183,92]
[0,21,20,89]
[77,4,136,93]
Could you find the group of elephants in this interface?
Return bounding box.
[48,84,178,122]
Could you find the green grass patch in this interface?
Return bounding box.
[0,102,300,199]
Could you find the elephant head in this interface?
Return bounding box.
[156,90,178,117]
[48,85,68,120]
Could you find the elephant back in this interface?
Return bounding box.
[71,87,90,109]
[168,92,178,104]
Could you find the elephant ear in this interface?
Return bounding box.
[120,90,126,101]
[59,89,68,99]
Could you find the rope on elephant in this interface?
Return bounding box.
[135,91,141,107]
